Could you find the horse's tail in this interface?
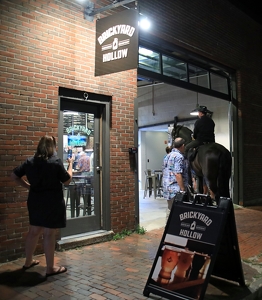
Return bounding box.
[217,149,232,199]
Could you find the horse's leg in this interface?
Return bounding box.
[203,182,208,194]
[187,163,195,194]
[200,177,211,196]
[217,160,231,198]
[208,179,219,202]
[198,177,204,194]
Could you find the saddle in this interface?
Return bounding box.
[188,142,213,162]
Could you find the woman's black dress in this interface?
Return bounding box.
[13,155,70,228]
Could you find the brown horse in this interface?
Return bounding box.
[172,124,232,201]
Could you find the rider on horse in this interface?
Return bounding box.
[184,105,215,160]
[172,111,231,200]
[183,105,215,196]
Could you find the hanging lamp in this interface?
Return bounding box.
[190,92,199,115]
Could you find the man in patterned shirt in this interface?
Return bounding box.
[162,146,171,201]
[77,151,90,172]
[166,137,188,220]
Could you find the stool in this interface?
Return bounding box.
[65,184,80,218]
[144,170,156,198]
[79,183,92,216]
[154,171,163,197]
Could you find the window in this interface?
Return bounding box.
[162,55,187,81]
[139,47,161,73]
[189,65,209,89]
[210,73,229,94]
[138,45,230,96]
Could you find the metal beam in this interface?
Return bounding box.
[84,0,136,21]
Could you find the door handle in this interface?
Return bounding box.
[95,143,101,172]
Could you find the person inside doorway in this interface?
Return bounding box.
[162,146,171,201]
[166,138,188,221]
[77,151,90,172]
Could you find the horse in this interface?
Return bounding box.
[172,124,232,202]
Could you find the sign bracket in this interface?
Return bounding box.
[84,0,137,21]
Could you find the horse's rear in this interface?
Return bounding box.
[192,143,232,200]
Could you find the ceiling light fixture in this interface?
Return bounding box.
[64,111,79,115]
[190,92,199,115]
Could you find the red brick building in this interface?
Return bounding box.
[1,0,262,262]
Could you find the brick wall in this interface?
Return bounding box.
[0,0,137,263]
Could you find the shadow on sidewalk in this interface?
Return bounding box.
[205,277,251,299]
[0,268,46,287]
[203,262,260,300]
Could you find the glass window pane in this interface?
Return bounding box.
[162,55,187,81]
[210,73,229,94]
[63,111,94,219]
[189,65,209,88]
[139,47,161,73]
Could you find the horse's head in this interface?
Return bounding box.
[172,125,193,145]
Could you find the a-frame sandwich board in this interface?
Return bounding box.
[143,193,245,300]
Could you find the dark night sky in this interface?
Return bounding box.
[227,0,262,25]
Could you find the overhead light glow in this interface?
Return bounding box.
[139,17,151,30]
[190,110,199,116]
[64,111,79,115]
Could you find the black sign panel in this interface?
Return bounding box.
[143,193,245,300]
[95,9,139,76]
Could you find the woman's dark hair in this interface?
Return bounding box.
[35,136,56,159]
[165,146,171,154]
[52,136,56,148]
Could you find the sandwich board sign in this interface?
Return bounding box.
[143,193,245,300]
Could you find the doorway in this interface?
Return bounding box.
[136,84,234,232]
[58,96,110,237]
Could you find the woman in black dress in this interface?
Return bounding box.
[11,136,73,277]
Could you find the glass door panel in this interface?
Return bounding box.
[60,103,101,237]
[63,111,94,219]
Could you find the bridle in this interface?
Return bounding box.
[172,125,193,145]
[172,125,183,139]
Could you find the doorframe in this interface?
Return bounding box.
[58,89,111,233]
[134,97,139,226]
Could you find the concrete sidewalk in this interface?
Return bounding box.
[0,205,262,300]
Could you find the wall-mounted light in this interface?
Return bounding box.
[139,16,151,30]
